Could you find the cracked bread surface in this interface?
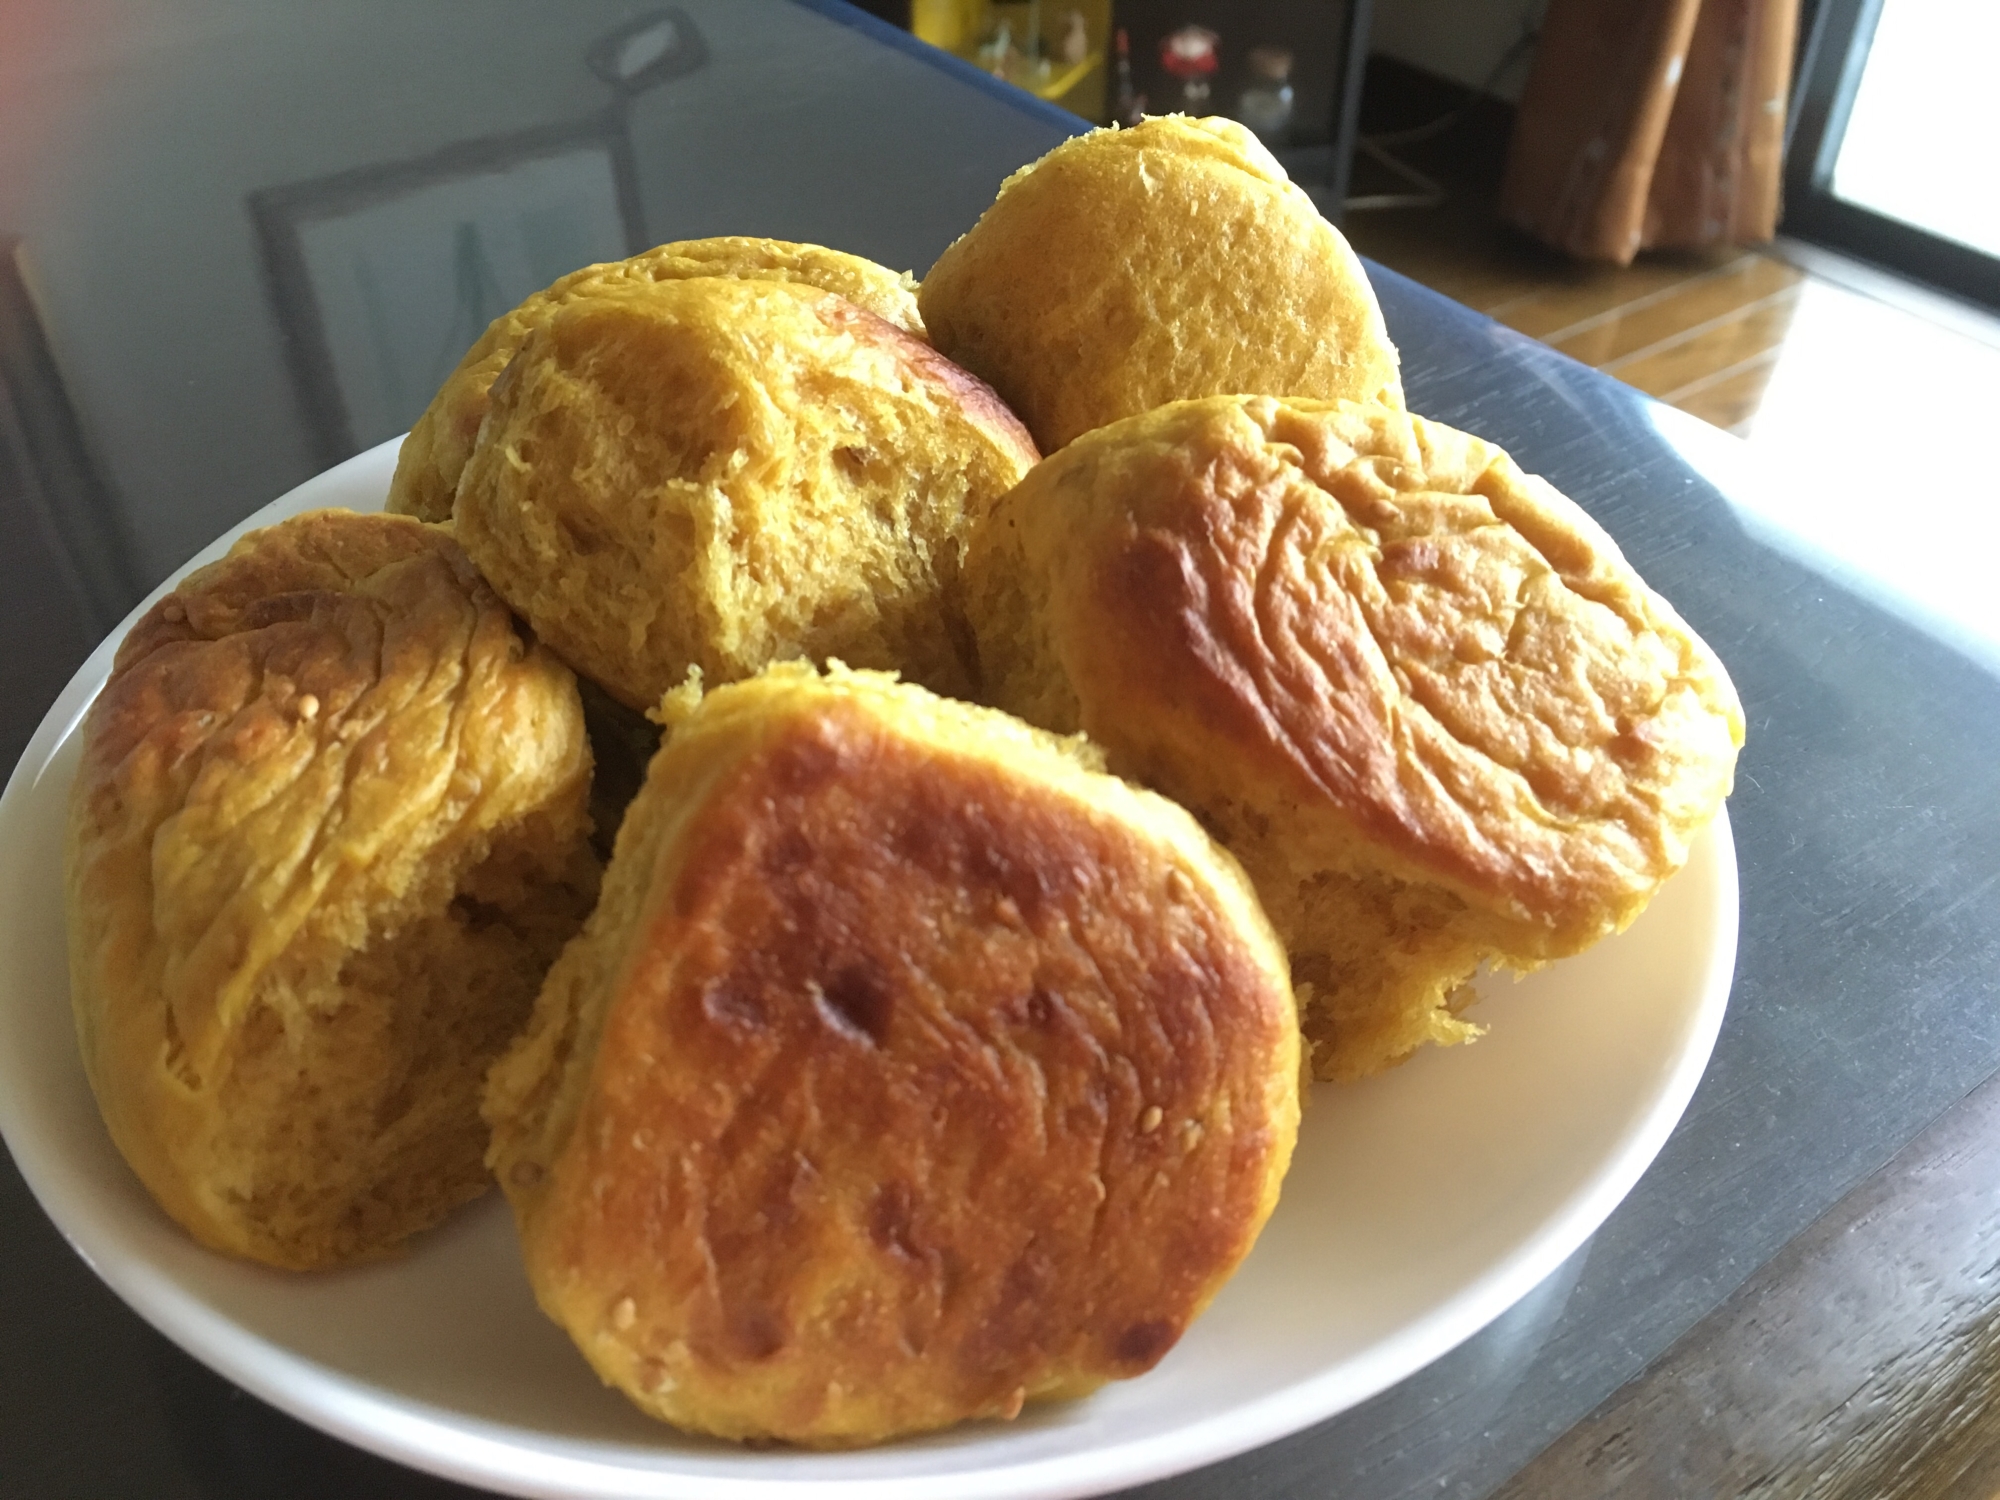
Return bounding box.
[65,508,599,1268]
[962,395,1744,1080]
[485,664,1298,1446]
[450,277,1036,712]
[387,236,926,524]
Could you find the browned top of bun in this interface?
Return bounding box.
[387,237,926,523]
[67,508,595,1267]
[486,666,1297,1446]
[965,396,1744,953]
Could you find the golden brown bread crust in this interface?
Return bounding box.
[485,665,1299,1446]
[962,396,1744,1080]
[387,237,927,523]
[66,509,600,1269]
[919,116,1404,453]
[451,277,1037,712]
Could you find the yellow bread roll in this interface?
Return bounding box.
[388,237,926,523]
[962,396,1743,1081]
[452,277,1037,712]
[66,509,600,1269]
[485,664,1299,1446]
[919,115,1404,452]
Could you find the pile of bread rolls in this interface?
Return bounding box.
[64,117,1741,1448]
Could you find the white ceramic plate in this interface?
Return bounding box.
[0,437,1739,1500]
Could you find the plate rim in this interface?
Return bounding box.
[0,435,1740,1500]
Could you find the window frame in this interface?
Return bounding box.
[1782,0,2000,313]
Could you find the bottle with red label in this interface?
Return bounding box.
[1159,24,1218,110]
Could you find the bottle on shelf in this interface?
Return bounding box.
[1236,45,1295,146]
[1060,8,1089,67]
[1113,26,1146,124]
[1159,24,1218,111]
[919,1,1108,116]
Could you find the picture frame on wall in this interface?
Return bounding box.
[250,110,648,468]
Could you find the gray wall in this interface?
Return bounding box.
[1371,0,1548,101]
[0,0,1063,591]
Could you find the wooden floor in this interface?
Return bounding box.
[1336,166,2000,451]
[1329,158,2000,657]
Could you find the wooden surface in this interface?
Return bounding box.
[1488,1066,2000,1500]
[1339,140,2000,446]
